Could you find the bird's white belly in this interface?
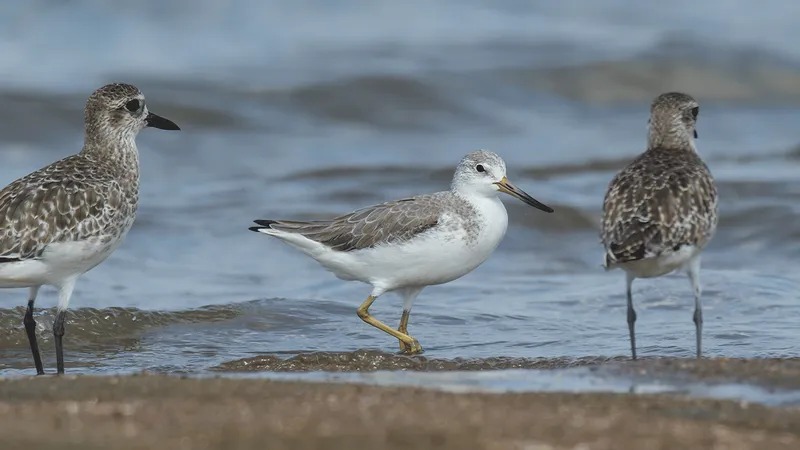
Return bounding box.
[0,237,124,288]
[617,245,699,279]
[320,197,509,292]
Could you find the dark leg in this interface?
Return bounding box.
[693,304,703,359]
[687,257,703,359]
[23,286,44,375]
[53,281,76,375]
[626,274,637,360]
[53,310,67,375]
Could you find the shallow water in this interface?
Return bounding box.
[229,366,800,408]
[1,1,800,378]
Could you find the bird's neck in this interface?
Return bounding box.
[453,191,508,252]
[647,123,696,152]
[80,136,140,185]
[453,190,507,220]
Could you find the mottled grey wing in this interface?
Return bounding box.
[0,166,121,262]
[265,195,443,252]
[601,149,718,265]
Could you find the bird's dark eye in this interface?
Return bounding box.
[125,99,141,112]
[690,106,699,118]
[476,164,485,173]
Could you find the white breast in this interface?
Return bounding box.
[0,235,126,289]
[615,245,699,279]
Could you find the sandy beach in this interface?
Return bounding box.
[2,358,800,450]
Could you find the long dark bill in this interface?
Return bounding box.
[494,176,554,213]
[146,112,181,130]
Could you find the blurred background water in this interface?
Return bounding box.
[0,0,799,375]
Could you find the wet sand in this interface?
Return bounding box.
[212,350,626,372]
[214,351,800,388]
[3,358,800,450]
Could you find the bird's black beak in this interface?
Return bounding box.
[494,176,554,213]
[694,129,698,139]
[146,112,181,130]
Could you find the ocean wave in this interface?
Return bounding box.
[4,49,800,138]
[0,303,242,348]
[499,59,800,105]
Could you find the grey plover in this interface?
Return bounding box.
[0,83,180,374]
[250,150,553,354]
[601,92,718,359]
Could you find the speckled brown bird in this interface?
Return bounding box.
[0,83,180,375]
[601,92,718,360]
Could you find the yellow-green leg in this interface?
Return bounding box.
[356,295,423,354]
[398,309,412,353]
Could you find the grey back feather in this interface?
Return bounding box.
[264,192,454,252]
[0,154,136,261]
[601,147,718,265]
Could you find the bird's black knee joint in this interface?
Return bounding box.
[693,309,703,326]
[23,310,36,326]
[53,311,67,337]
[627,308,637,324]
